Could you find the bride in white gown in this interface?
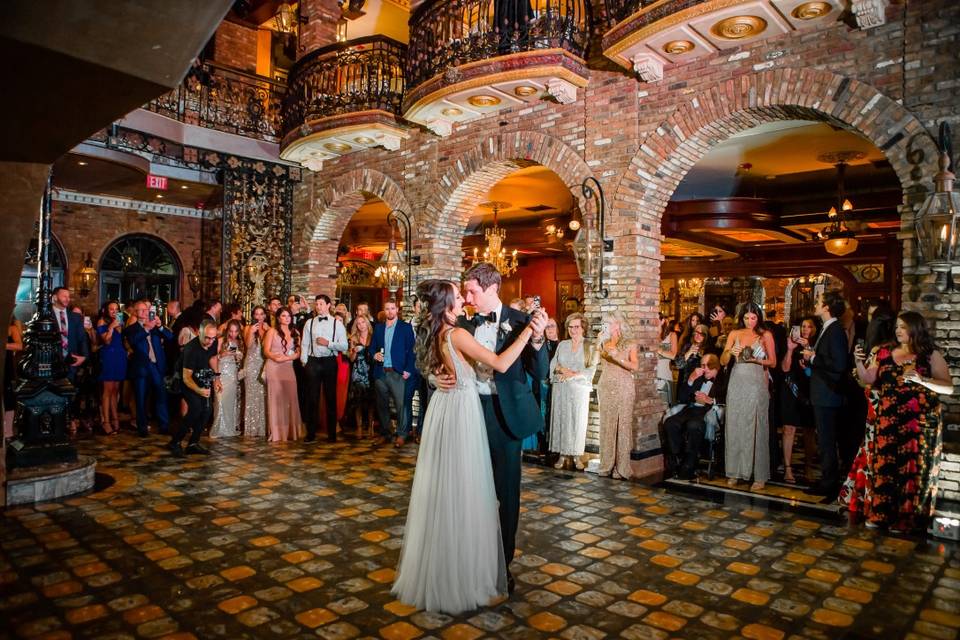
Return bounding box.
[392,279,537,615]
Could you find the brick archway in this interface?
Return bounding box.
[607,67,938,476]
[294,167,412,296]
[420,131,597,279]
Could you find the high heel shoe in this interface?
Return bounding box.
[727,478,739,487]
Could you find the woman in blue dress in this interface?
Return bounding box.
[97,300,127,435]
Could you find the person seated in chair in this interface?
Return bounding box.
[664,353,722,480]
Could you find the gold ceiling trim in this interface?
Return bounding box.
[514,85,539,97]
[603,0,754,68]
[711,15,768,39]
[663,40,695,55]
[382,0,410,10]
[468,94,502,107]
[404,64,589,123]
[792,1,833,20]
[280,119,410,160]
[407,48,587,103]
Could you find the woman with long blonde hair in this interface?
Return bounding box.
[597,311,639,479]
[345,314,375,438]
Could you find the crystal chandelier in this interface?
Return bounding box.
[677,277,703,299]
[469,201,518,277]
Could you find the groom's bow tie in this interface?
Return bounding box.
[473,311,497,326]
[316,315,329,322]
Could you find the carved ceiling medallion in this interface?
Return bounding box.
[663,40,695,55]
[467,94,501,107]
[441,107,463,116]
[514,85,539,97]
[792,1,833,19]
[710,15,768,40]
[324,142,351,153]
[353,136,375,144]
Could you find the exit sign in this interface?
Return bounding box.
[146,174,168,190]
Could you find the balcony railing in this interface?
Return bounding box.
[605,0,705,27]
[281,36,406,140]
[407,0,590,92]
[146,62,284,142]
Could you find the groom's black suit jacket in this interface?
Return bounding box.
[458,305,549,440]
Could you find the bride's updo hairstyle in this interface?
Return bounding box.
[414,279,458,375]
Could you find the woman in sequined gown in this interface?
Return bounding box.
[597,311,639,480]
[243,306,268,438]
[211,320,244,438]
[720,302,777,491]
[263,308,301,442]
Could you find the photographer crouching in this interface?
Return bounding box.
[169,319,221,457]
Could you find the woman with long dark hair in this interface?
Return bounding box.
[656,314,678,405]
[780,316,819,483]
[393,279,536,615]
[847,311,952,531]
[96,301,126,435]
[242,305,268,438]
[263,308,301,442]
[720,302,777,490]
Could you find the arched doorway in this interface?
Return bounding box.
[99,235,181,304]
[15,233,67,323]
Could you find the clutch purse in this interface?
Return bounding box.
[738,345,754,362]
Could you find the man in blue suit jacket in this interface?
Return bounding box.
[52,287,89,382]
[370,299,418,447]
[124,299,174,437]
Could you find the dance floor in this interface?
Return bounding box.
[2,435,959,639]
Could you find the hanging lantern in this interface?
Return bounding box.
[914,150,959,273]
[378,220,405,293]
[77,253,97,297]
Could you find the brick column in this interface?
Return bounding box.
[297,0,342,58]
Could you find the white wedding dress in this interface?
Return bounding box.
[392,331,507,614]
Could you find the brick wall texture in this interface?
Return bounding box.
[52,202,203,314]
[213,21,258,73]
[281,1,960,477]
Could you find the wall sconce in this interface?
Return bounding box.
[914,122,959,292]
[571,177,611,299]
[336,16,348,42]
[77,252,97,298]
[187,250,202,296]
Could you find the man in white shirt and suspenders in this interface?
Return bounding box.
[300,294,348,442]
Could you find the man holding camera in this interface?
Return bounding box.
[169,319,221,457]
[124,299,173,437]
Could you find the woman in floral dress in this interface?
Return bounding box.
[847,312,952,531]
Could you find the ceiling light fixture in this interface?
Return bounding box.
[77,160,88,166]
[816,150,865,256]
[469,201,518,277]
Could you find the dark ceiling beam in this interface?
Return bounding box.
[2,0,233,164]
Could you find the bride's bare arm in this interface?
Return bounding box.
[450,326,533,373]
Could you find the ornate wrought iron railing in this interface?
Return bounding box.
[407,0,590,91]
[281,36,406,139]
[146,62,284,142]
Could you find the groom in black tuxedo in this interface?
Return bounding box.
[438,263,548,594]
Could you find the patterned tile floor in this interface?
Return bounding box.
[2,434,960,640]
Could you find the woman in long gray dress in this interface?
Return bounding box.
[720,302,776,490]
[549,313,596,471]
[243,306,268,438]
[211,319,244,438]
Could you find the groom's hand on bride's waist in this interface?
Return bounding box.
[429,371,458,391]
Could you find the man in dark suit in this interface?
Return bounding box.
[371,299,417,447]
[51,287,89,382]
[438,263,548,594]
[664,353,722,480]
[802,290,849,497]
[124,299,174,437]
